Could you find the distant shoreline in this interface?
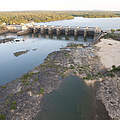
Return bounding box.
[0,11,120,25]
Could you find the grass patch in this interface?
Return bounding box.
[21,72,34,85]
[1,86,6,89]
[39,88,44,94]
[104,33,120,40]
[0,114,6,120]
[83,74,93,80]
[64,53,70,57]
[67,44,83,48]
[22,73,33,80]
[10,101,17,110]
[105,72,115,77]
[69,65,75,69]
[34,77,39,82]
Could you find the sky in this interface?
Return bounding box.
[0,0,119,11]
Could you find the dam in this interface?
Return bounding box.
[16,25,102,38]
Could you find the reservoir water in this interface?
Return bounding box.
[36,17,120,30]
[1,17,120,84]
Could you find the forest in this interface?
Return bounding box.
[0,11,74,25]
[63,11,120,18]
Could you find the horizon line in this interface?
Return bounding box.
[0,10,120,12]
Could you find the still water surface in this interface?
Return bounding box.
[35,76,96,120]
[0,33,92,85]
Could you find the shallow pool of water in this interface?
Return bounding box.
[35,76,96,120]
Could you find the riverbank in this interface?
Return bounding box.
[95,38,120,120]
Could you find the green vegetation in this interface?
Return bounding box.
[111,65,120,72]
[64,11,120,18]
[0,114,6,120]
[116,29,120,31]
[64,53,70,57]
[83,65,120,80]
[67,43,83,48]
[0,11,73,25]
[21,72,34,85]
[83,73,94,80]
[40,88,44,94]
[10,101,17,110]
[103,65,120,78]
[111,29,115,33]
[34,76,39,82]
[1,86,6,89]
[104,33,120,40]
[70,65,75,69]
[0,11,120,26]
[22,72,33,80]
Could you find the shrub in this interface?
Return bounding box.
[34,77,39,81]
[40,88,44,94]
[111,65,120,72]
[70,65,75,69]
[105,72,115,77]
[111,29,115,33]
[10,101,17,110]
[116,29,120,31]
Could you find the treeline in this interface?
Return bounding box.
[62,11,120,18]
[0,11,120,25]
[0,11,74,25]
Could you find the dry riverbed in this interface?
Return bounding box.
[0,40,119,120]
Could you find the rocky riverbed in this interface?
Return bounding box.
[0,41,119,120]
[95,39,120,120]
[97,68,120,120]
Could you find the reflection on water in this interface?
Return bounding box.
[0,33,93,85]
[35,76,96,120]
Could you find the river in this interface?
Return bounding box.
[0,17,119,120]
[1,17,120,84]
